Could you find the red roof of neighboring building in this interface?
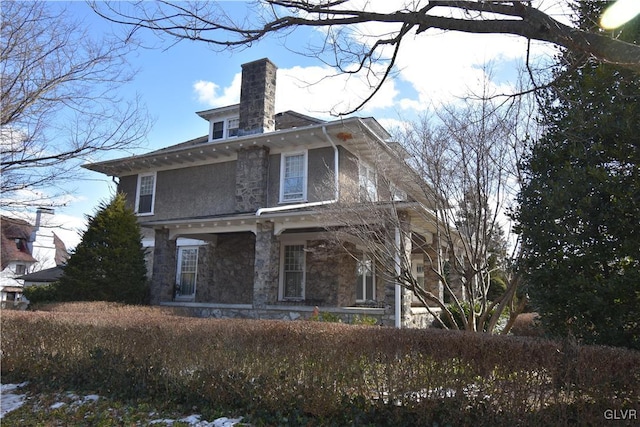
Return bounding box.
[1,216,37,270]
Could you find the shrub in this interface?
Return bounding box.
[2,303,638,426]
[23,283,61,304]
[438,301,509,332]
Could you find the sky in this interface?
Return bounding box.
[5,0,575,250]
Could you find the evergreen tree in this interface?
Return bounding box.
[58,193,148,304]
[516,1,640,349]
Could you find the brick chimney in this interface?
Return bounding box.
[238,58,277,136]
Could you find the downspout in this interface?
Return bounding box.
[255,125,340,216]
[323,125,340,201]
[395,226,402,329]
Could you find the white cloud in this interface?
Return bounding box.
[193,73,241,107]
[191,1,572,122]
[192,63,399,119]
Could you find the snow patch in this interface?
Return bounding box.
[0,382,28,419]
[1,383,244,425]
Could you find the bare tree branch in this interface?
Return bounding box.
[90,1,640,115]
[1,1,151,209]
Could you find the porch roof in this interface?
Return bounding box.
[139,201,436,240]
[139,206,339,239]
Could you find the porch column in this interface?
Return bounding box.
[253,221,280,308]
[383,211,413,328]
[150,228,177,305]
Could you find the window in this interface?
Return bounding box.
[211,121,224,140]
[280,152,307,203]
[176,247,198,299]
[15,264,26,275]
[227,118,239,137]
[356,254,375,301]
[411,255,425,304]
[359,162,377,201]
[136,173,156,215]
[281,244,305,300]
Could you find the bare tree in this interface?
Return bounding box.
[1,1,150,209]
[323,75,537,333]
[90,0,640,113]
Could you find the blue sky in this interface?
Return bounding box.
[14,0,572,249]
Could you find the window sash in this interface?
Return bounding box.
[356,254,375,301]
[282,244,305,299]
[177,247,198,298]
[281,153,306,202]
[212,121,224,139]
[359,163,377,201]
[137,174,155,214]
[227,118,239,137]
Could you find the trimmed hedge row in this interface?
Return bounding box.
[2,303,638,426]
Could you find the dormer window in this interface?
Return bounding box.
[227,118,239,137]
[212,121,224,140]
[210,117,240,141]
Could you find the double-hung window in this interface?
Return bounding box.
[211,121,224,140]
[227,118,239,137]
[136,173,156,215]
[280,151,307,203]
[356,254,375,301]
[281,244,305,300]
[176,247,198,300]
[359,162,377,201]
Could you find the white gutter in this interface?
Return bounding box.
[255,125,340,217]
[255,199,337,217]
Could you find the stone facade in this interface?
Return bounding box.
[235,146,269,212]
[253,222,280,308]
[150,228,176,305]
[239,58,277,135]
[194,233,255,304]
[304,240,354,306]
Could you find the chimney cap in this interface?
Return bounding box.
[241,57,277,69]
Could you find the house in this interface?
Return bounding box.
[84,58,448,327]
[1,216,37,307]
[1,210,69,308]
[19,265,65,288]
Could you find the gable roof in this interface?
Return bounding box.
[1,216,37,269]
[19,265,65,284]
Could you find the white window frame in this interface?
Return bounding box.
[135,172,156,216]
[356,253,376,302]
[411,254,425,304]
[359,161,377,202]
[210,120,225,140]
[209,117,240,140]
[227,117,239,138]
[279,242,306,301]
[175,246,198,301]
[279,151,308,203]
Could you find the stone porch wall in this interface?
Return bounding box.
[195,233,255,304]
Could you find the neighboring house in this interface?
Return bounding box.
[19,265,65,288]
[84,58,446,327]
[1,211,69,308]
[1,216,37,307]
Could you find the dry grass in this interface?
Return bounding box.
[2,302,638,426]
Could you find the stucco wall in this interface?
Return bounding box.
[120,144,362,220]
